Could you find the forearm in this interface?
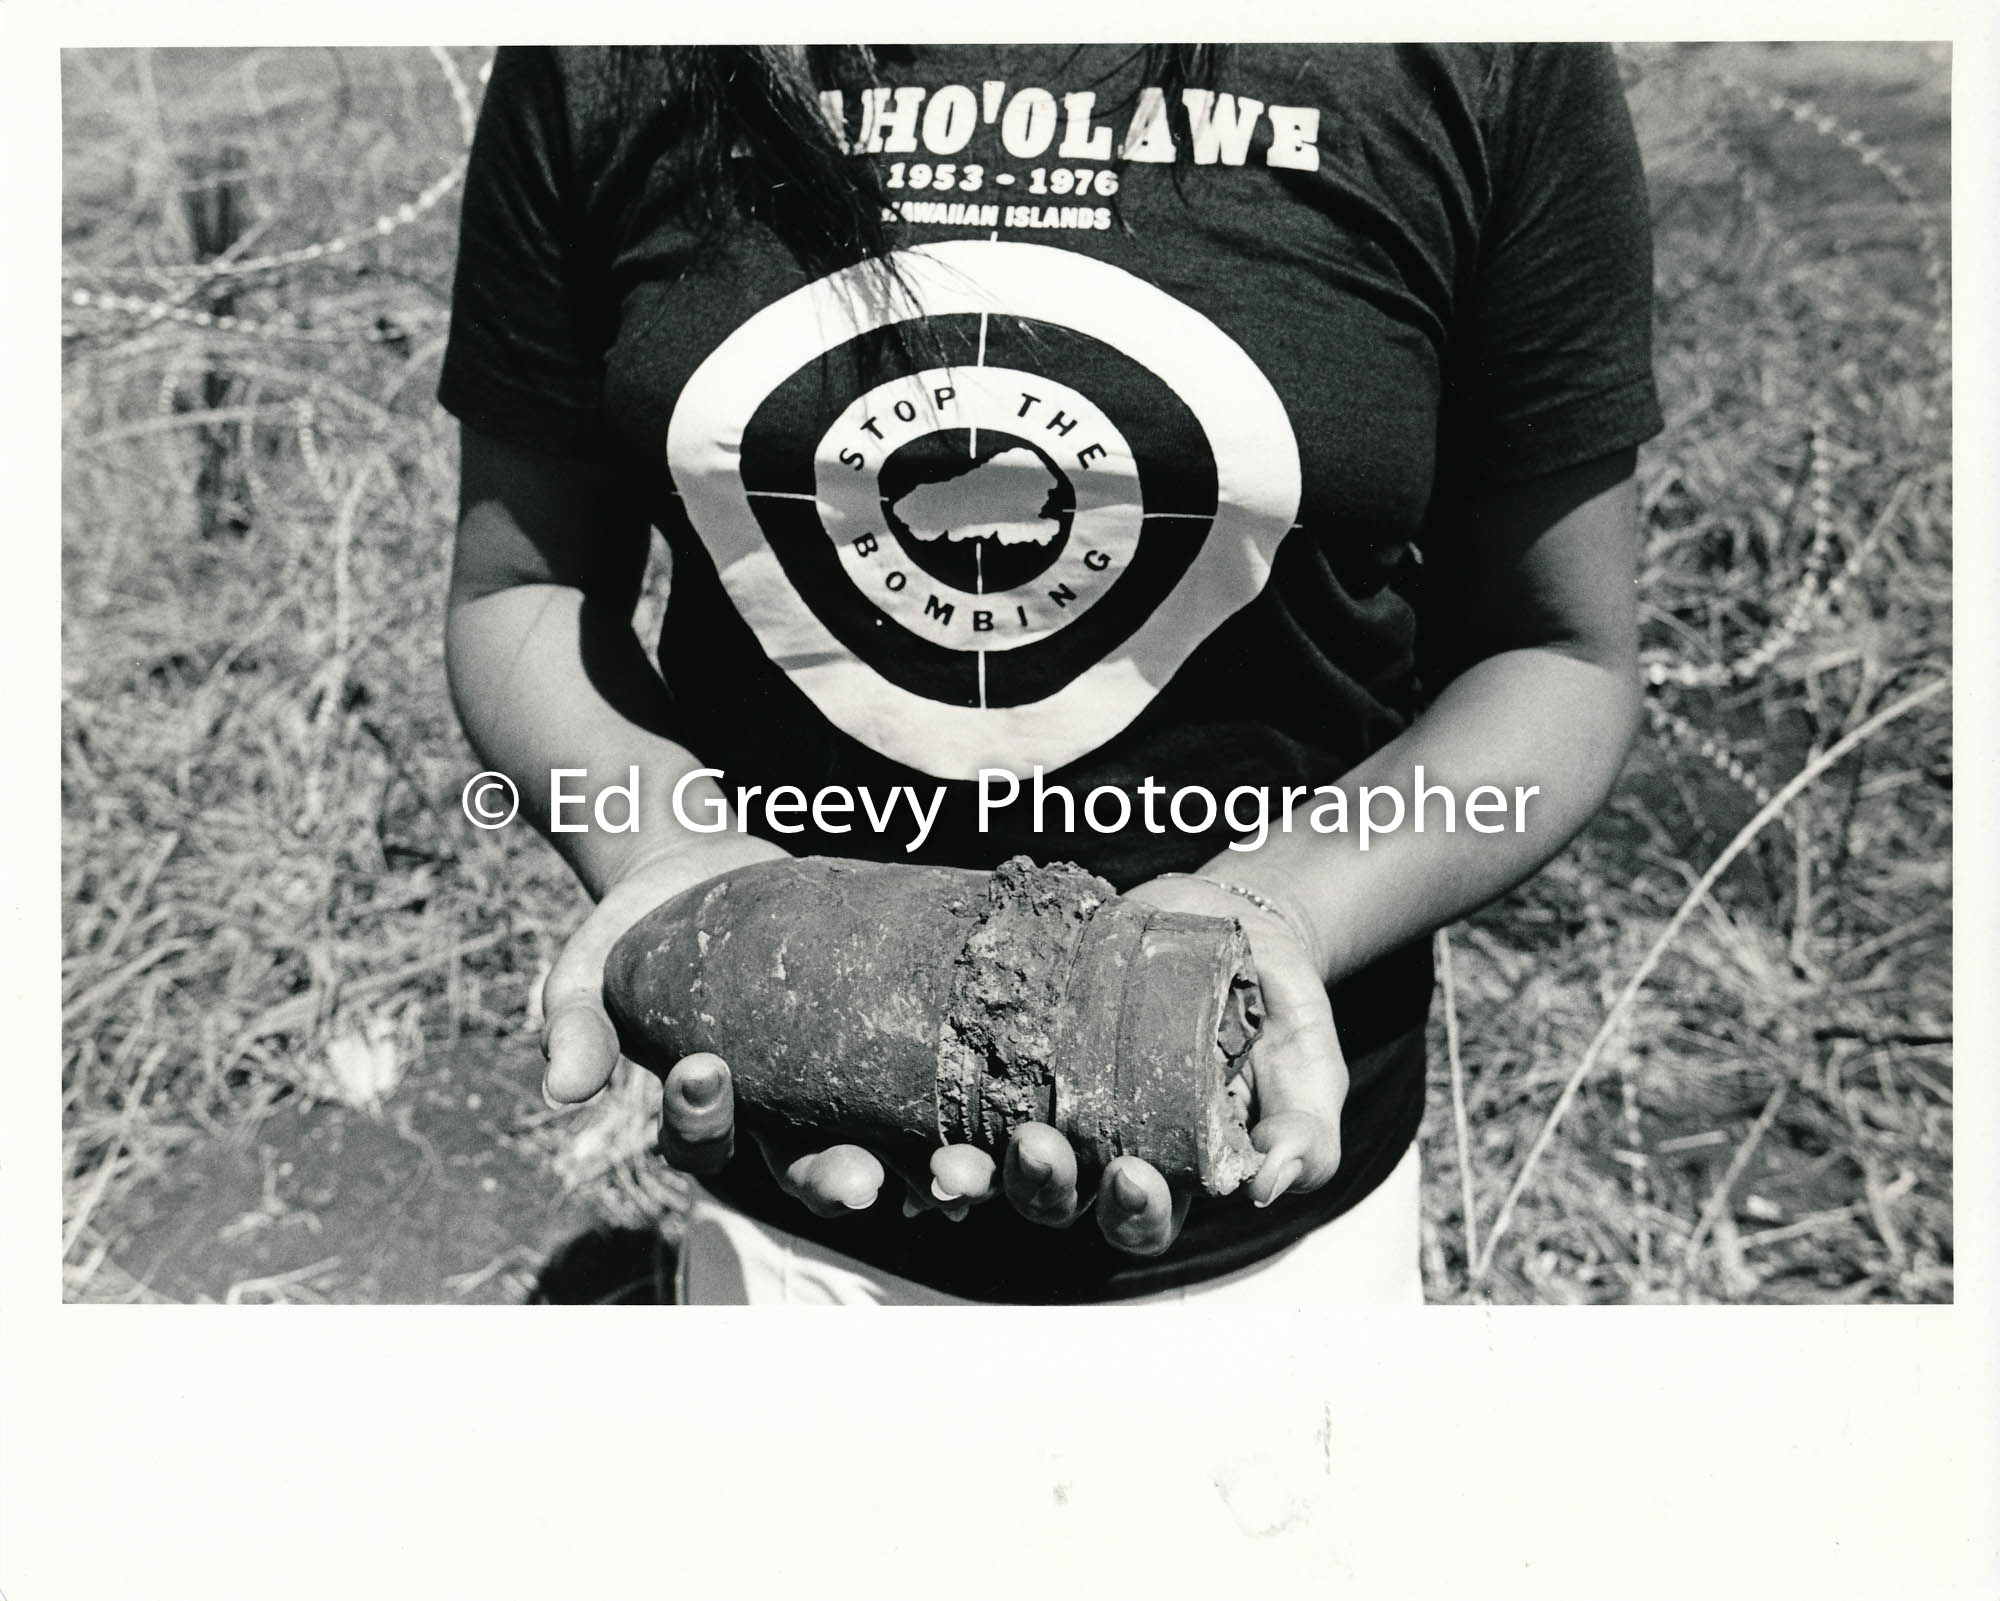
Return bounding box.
[1207,643,1641,985]
[444,582,742,899]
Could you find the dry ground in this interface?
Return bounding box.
[59,43,1952,1304]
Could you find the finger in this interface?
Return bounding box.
[540,902,634,1104]
[909,1186,970,1222]
[1002,1123,1083,1228]
[766,1141,885,1218]
[541,1001,622,1105]
[929,1145,997,1204]
[1236,968,1346,1204]
[657,1052,735,1173]
[1240,1012,1346,1202]
[1095,1157,1187,1257]
[918,1145,997,1221]
[1247,1109,1342,1208]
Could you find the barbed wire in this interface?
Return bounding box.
[60,46,1954,1304]
[70,158,470,293]
[60,46,484,305]
[1639,60,1943,701]
[1643,700,1775,810]
[1708,69,1951,397]
[65,48,1941,728]
[1644,403,1834,691]
[66,284,443,346]
[429,46,480,146]
[1644,454,1917,693]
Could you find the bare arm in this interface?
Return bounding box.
[443,427,1174,1237]
[1191,447,1644,986]
[450,424,1642,1249]
[1107,448,1643,1232]
[444,426,788,1110]
[444,425,739,900]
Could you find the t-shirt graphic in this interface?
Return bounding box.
[440,43,1666,1301]
[666,239,1301,780]
[892,446,1059,548]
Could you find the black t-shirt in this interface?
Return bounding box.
[441,43,1662,1300]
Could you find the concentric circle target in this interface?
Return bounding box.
[666,240,1301,779]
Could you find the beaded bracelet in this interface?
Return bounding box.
[1152,872,1319,956]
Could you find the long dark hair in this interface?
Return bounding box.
[607,45,1229,280]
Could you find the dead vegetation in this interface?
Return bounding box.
[60,44,1951,1303]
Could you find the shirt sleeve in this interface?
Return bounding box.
[437,47,610,456]
[1442,44,1664,486]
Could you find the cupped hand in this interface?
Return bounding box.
[539,835,786,1110]
[973,872,1345,1255]
[656,1048,976,1219]
[1124,872,1348,1208]
[542,836,914,1213]
[911,1118,1185,1253]
[1000,1123,1190,1256]
[645,864,1346,1258]
[657,1051,1188,1255]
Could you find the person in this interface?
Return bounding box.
[439,43,1661,1303]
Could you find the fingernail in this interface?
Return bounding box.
[539,1078,565,1112]
[679,1058,726,1111]
[1112,1168,1151,1211]
[1256,1157,1304,1209]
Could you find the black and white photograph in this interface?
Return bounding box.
[9,5,1994,1596]
[55,39,1954,1305]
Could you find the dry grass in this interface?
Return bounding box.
[59,44,1952,1303]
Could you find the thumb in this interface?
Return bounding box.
[539,902,630,1104]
